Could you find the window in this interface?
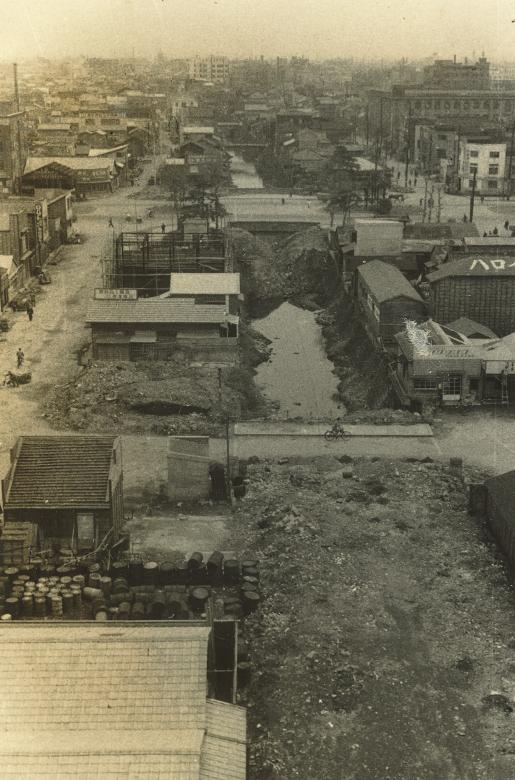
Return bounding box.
[469,150,479,157]
[490,151,500,158]
[438,134,447,141]
[468,179,475,188]
[414,378,439,391]
[469,164,478,174]
[194,294,225,305]
[442,375,462,397]
[488,180,498,189]
[489,165,499,175]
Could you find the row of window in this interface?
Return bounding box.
[469,150,501,158]
[413,99,512,111]
[468,178,499,188]
[469,164,499,175]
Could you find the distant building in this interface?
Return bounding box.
[0,111,27,194]
[189,56,230,83]
[423,56,490,91]
[456,138,506,195]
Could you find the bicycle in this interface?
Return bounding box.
[324,426,351,442]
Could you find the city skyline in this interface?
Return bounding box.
[2,0,515,62]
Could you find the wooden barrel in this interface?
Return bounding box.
[89,572,102,589]
[92,598,107,617]
[82,587,103,602]
[131,601,145,620]
[233,484,246,499]
[5,596,19,617]
[128,559,144,586]
[108,607,119,620]
[30,558,43,577]
[117,601,131,619]
[21,595,33,617]
[1,613,12,621]
[224,598,243,619]
[60,576,72,588]
[242,590,260,614]
[110,591,133,606]
[242,566,259,580]
[112,577,129,594]
[34,596,46,617]
[51,595,63,617]
[95,610,108,621]
[187,552,203,570]
[149,590,166,619]
[62,592,74,614]
[143,562,158,586]
[111,560,129,580]
[223,559,240,583]
[4,567,19,584]
[172,562,190,585]
[167,598,184,618]
[158,562,175,586]
[72,574,85,588]
[100,576,112,597]
[190,587,210,611]
[207,551,224,579]
[70,587,82,609]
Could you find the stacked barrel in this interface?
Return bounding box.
[0,554,260,623]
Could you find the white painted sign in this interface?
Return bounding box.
[94,288,137,300]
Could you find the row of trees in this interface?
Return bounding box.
[159,159,229,228]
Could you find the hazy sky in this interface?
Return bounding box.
[3,0,515,62]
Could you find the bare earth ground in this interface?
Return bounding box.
[230,457,515,780]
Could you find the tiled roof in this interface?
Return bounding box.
[86,297,234,325]
[357,260,424,304]
[4,435,117,509]
[0,623,246,780]
[25,156,115,174]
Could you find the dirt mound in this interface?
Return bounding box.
[232,227,338,309]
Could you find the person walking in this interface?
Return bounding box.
[504,219,510,231]
[16,348,24,368]
[108,217,114,228]
[26,304,34,322]
[29,291,36,308]
[161,223,166,233]
[493,226,499,236]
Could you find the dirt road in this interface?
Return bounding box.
[0,173,170,477]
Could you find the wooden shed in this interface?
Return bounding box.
[1,436,124,555]
[355,259,427,349]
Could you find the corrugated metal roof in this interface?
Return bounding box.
[357,260,424,304]
[4,435,117,509]
[25,156,114,174]
[170,273,240,295]
[0,623,246,780]
[86,297,235,325]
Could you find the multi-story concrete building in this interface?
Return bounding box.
[456,139,507,195]
[188,56,230,84]
[423,56,490,91]
[0,111,27,194]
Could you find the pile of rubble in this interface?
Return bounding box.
[229,456,515,780]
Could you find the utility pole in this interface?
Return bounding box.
[506,122,515,201]
[469,169,477,223]
[13,63,23,196]
[422,177,429,223]
[437,186,442,223]
[404,102,412,189]
[217,367,233,505]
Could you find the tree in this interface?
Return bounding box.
[322,146,362,226]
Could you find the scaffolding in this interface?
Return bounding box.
[101,228,233,297]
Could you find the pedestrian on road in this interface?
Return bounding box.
[161,223,166,233]
[281,197,285,204]
[504,219,510,231]
[397,171,401,180]
[419,198,423,206]
[480,195,485,203]
[16,348,24,368]
[463,214,468,223]
[108,217,114,228]
[408,178,412,187]
[483,231,488,237]
[493,226,499,236]
[29,291,36,308]
[414,177,418,186]
[26,304,33,322]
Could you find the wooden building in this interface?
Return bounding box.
[427,254,515,336]
[355,259,427,349]
[1,436,124,554]
[86,293,239,363]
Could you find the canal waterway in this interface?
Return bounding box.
[253,301,341,420]
[229,153,264,189]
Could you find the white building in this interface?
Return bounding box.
[188,56,230,83]
[458,140,507,195]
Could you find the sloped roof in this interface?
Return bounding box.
[357,260,424,304]
[86,297,235,325]
[446,317,498,339]
[404,222,480,239]
[25,156,114,174]
[427,254,515,281]
[0,623,246,780]
[170,273,240,295]
[4,435,116,509]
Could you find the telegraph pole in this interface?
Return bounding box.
[506,122,515,201]
[13,63,23,195]
[469,169,477,222]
